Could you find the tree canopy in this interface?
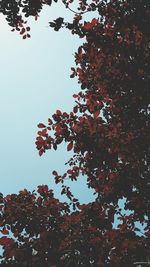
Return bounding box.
[0,0,150,266]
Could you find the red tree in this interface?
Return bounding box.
[0,0,149,266]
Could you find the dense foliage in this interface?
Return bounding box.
[0,1,149,266]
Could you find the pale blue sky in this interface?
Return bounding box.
[0,3,95,203]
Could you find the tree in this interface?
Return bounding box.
[0,0,149,266]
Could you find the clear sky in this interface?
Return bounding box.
[0,2,95,203]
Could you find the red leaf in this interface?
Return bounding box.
[38,129,47,137]
[67,142,73,151]
[39,149,44,156]
[0,237,10,246]
[73,106,78,113]
[38,185,48,194]
[84,18,98,30]
[48,118,53,125]
[38,123,46,128]
[67,169,73,174]
[73,94,78,98]
[52,170,58,176]
[91,18,98,26]
[20,28,25,35]
[56,110,62,116]
[1,229,9,235]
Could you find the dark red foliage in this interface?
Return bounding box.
[0,0,150,266]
